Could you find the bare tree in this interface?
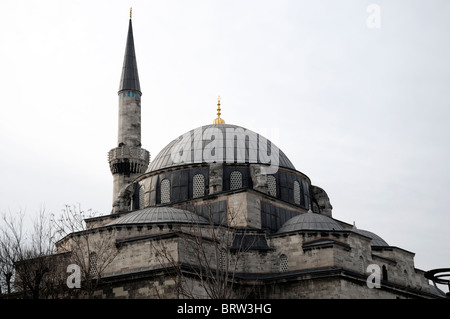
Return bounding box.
[52,204,119,298]
[151,204,258,299]
[0,209,59,299]
[0,212,21,297]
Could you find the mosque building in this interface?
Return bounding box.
[53,12,443,299]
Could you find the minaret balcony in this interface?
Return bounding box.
[108,146,150,175]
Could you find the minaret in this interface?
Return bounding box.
[108,9,149,212]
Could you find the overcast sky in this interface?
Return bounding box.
[1,0,449,282]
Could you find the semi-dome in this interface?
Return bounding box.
[352,228,389,247]
[106,207,209,226]
[277,211,344,233]
[146,124,296,173]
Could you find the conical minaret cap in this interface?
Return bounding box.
[118,13,141,95]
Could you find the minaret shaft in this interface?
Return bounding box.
[118,92,142,148]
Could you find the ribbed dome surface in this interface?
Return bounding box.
[352,228,389,247]
[277,211,344,233]
[146,124,295,172]
[106,207,209,226]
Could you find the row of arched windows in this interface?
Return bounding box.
[159,171,268,204]
[156,172,308,207]
[159,173,207,204]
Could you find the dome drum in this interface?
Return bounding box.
[134,163,311,210]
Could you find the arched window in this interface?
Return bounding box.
[404,270,408,287]
[294,181,301,205]
[279,254,288,273]
[160,178,171,204]
[193,174,205,198]
[89,252,98,276]
[139,184,145,209]
[382,265,388,281]
[230,171,242,190]
[302,180,310,208]
[267,175,277,197]
[359,256,365,274]
[218,249,227,271]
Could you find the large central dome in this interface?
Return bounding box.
[146,124,296,173]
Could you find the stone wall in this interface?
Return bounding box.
[54,186,436,299]
[94,275,180,299]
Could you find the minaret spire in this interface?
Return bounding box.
[118,10,141,95]
[109,11,149,213]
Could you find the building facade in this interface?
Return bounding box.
[53,13,443,299]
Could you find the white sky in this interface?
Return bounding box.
[1,0,449,281]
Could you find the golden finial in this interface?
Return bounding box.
[130,8,132,19]
[213,96,225,124]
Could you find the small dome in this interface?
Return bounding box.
[277,211,344,233]
[352,228,389,247]
[106,207,209,226]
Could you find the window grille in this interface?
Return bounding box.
[89,252,98,276]
[267,175,277,197]
[139,184,145,209]
[160,178,171,204]
[279,254,288,272]
[219,249,227,271]
[193,174,205,198]
[294,181,301,205]
[230,171,242,190]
